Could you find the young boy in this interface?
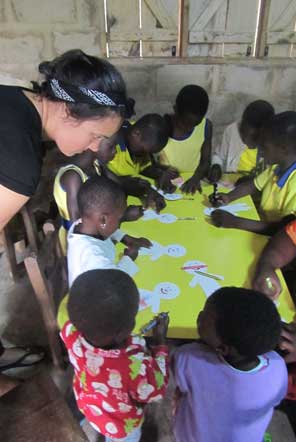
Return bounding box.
[60,269,169,442]
[67,175,151,287]
[173,287,287,442]
[210,112,296,235]
[108,113,178,198]
[159,84,212,194]
[212,100,274,174]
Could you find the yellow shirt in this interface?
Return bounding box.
[53,164,88,254]
[159,118,206,173]
[108,142,150,176]
[57,294,69,329]
[254,163,296,221]
[237,147,258,173]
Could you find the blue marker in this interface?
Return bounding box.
[140,312,169,335]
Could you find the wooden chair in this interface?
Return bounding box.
[24,223,68,369]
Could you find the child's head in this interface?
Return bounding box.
[261,111,296,164]
[198,287,281,360]
[68,269,139,347]
[239,100,274,148]
[127,114,169,157]
[77,175,126,238]
[72,134,118,168]
[174,85,209,133]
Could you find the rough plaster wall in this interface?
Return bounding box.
[0,1,294,149]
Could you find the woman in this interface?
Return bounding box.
[0,49,128,372]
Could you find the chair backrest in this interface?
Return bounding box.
[24,224,68,369]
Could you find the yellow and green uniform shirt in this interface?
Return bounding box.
[159,118,207,173]
[254,162,296,222]
[237,147,258,173]
[53,162,102,254]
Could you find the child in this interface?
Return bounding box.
[212,100,274,174]
[173,287,287,442]
[54,135,144,254]
[67,175,151,287]
[60,269,169,442]
[210,112,296,235]
[108,113,178,196]
[57,175,151,327]
[159,84,212,194]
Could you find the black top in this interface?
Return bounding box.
[0,86,43,197]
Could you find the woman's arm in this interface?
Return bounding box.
[0,185,29,231]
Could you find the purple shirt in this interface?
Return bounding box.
[173,342,287,442]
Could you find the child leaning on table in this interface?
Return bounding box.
[60,269,169,442]
[210,111,296,235]
[172,287,287,442]
[212,100,274,175]
[108,113,178,206]
[54,131,149,255]
[159,84,212,194]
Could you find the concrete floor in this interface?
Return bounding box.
[0,250,296,442]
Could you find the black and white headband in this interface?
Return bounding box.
[50,78,123,107]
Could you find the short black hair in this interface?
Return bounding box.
[68,269,139,344]
[133,113,169,150]
[175,85,209,118]
[77,176,126,217]
[242,100,275,129]
[34,49,128,119]
[263,111,296,151]
[208,287,281,358]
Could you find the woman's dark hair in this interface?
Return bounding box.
[33,49,128,120]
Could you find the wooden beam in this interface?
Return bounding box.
[189,31,254,44]
[177,0,189,57]
[110,29,177,42]
[255,0,271,57]
[267,31,296,44]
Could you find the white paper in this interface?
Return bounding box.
[151,185,183,201]
[183,260,224,298]
[142,209,177,224]
[139,241,186,261]
[204,202,251,216]
[139,282,180,313]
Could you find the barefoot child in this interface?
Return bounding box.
[172,287,287,442]
[159,84,212,194]
[210,112,296,235]
[60,269,169,442]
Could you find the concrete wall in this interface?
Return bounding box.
[114,59,296,147]
[0,1,295,148]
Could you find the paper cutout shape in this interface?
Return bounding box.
[183,260,224,298]
[139,282,180,313]
[171,176,184,188]
[139,241,186,261]
[152,185,183,201]
[204,202,251,216]
[142,209,177,224]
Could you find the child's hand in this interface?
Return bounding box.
[124,246,139,261]
[280,322,296,363]
[209,192,231,207]
[253,266,282,300]
[123,205,144,222]
[211,209,238,228]
[124,235,152,250]
[144,189,166,213]
[208,164,222,184]
[157,172,177,194]
[153,313,169,345]
[181,176,202,194]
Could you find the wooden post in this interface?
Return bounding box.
[177,0,189,57]
[255,0,271,58]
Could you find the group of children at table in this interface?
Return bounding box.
[53,83,296,442]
